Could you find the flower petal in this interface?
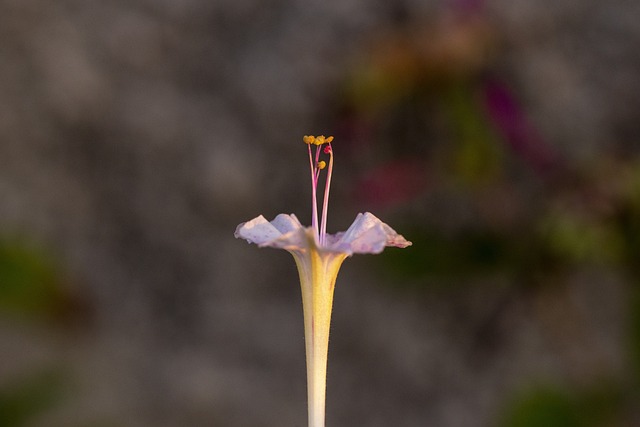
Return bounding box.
[270,213,303,234]
[234,215,280,245]
[235,214,308,250]
[333,212,412,254]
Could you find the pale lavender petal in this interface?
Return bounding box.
[333,212,412,254]
[235,214,307,251]
[270,213,303,234]
[234,215,280,245]
[378,221,413,248]
[338,222,389,254]
[263,227,307,250]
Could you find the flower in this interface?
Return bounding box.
[235,135,411,427]
[234,211,411,255]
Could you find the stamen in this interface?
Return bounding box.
[319,139,334,245]
[307,140,319,240]
[315,144,322,168]
[304,134,335,245]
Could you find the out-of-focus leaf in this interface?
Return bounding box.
[498,387,582,427]
[498,384,624,427]
[443,83,504,185]
[540,212,623,265]
[0,240,65,319]
[0,369,64,427]
[630,285,640,381]
[380,227,516,286]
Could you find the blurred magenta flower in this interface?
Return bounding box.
[355,159,428,208]
[482,77,559,175]
[235,135,411,427]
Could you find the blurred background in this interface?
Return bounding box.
[1,0,639,426]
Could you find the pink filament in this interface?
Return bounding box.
[319,144,333,245]
[307,142,334,245]
[308,144,320,241]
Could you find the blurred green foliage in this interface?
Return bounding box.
[382,228,514,284]
[498,384,624,427]
[0,369,64,427]
[0,239,72,322]
[444,83,504,186]
[0,239,84,426]
[499,388,582,427]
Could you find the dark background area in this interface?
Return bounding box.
[1,0,640,426]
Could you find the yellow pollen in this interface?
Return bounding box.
[317,160,326,170]
[304,134,334,146]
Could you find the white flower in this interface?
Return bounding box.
[235,136,411,427]
[234,211,411,255]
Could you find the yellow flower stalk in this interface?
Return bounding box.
[235,135,411,427]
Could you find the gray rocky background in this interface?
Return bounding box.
[1,0,639,426]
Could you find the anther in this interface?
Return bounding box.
[314,135,325,145]
[317,161,327,170]
[303,135,315,145]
